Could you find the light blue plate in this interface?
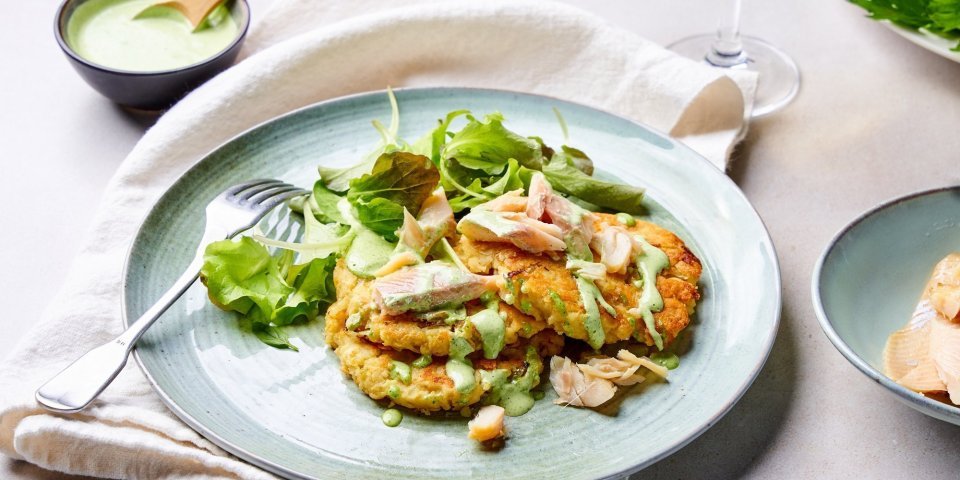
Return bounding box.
[123,88,781,479]
[814,186,960,425]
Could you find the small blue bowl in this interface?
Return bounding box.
[54,0,250,110]
[814,186,960,425]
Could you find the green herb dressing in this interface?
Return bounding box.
[411,354,432,368]
[650,352,680,370]
[478,347,542,416]
[388,361,412,384]
[381,408,403,427]
[344,227,393,278]
[631,235,669,350]
[575,276,606,349]
[615,212,637,227]
[66,0,239,72]
[469,309,505,359]
[387,385,401,399]
[548,290,567,319]
[345,313,362,331]
[446,334,476,397]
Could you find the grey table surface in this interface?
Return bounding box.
[4,0,960,478]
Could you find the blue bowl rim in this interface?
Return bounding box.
[53,0,251,76]
[121,86,783,479]
[812,185,960,420]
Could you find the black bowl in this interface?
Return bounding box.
[54,0,250,111]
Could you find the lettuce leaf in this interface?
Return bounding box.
[444,158,524,212]
[541,149,646,214]
[347,151,440,240]
[200,237,292,317]
[849,0,929,28]
[442,113,542,174]
[274,255,338,325]
[309,180,346,224]
[850,0,960,47]
[200,236,338,350]
[930,0,960,31]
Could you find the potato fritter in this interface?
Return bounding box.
[454,213,701,348]
[325,260,549,356]
[328,329,563,412]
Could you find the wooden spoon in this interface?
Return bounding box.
[136,0,225,31]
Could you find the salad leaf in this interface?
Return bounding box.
[354,197,405,240]
[850,0,960,47]
[444,158,524,212]
[200,237,291,316]
[930,0,960,31]
[252,322,298,351]
[318,89,405,192]
[410,110,470,163]
[541,150,646,214]
[201,236,339,350]
[559,145,594,176]
[318,158,377,193]
[274,255,338,325]
[849,0,929,28]
[443,113,543,174]
[347,151,440,239]
[310,180,346,224]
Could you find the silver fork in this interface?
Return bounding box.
[35,180,309,413]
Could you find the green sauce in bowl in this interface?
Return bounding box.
[66,0,239,72]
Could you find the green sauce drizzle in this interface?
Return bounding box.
[616,212,637,227]
[412,354,432,368]
[345,313,362,331]
[382,408,403,427]
[479,347,542,416]
[548,290,567,319]
[575,276,606,350]
[446,334,476,396]
[389,361,412,385]
[469,309,505,359]
[650,352,680,370]
[631,235,670,350]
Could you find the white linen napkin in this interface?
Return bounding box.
[0,0,756,477]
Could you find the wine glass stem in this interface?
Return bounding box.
[707,0,747,67]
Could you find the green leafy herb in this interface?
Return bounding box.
[318,158,377,193]
[442,113,543,173]
[930,0,960,31]
[309,180,346,224]
[200,237,338,350]
[273,255,338,325]
[541,151,646,214]
[850,0,960,48]
[200,237,292,317]
[353,197,405,240]
[347,151,440,240]
[252,323,299,351]
[444,158,524,212]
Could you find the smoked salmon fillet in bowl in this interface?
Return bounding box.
[814,186,960,426]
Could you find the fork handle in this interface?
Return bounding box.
[35,238,213,413]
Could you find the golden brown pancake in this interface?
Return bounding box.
[454,213,701,348]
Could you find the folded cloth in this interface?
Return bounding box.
[0,0,756,478]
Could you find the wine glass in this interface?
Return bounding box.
[667,0,800,117]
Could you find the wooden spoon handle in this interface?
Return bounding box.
[156,0,224,29]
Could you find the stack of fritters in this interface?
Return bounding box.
[324,212,701,414]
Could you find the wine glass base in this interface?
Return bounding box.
[668,34,800,118]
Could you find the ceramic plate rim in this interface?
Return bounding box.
[880,20,960,64]
[811,185,960,420]
[122,86,782,479]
